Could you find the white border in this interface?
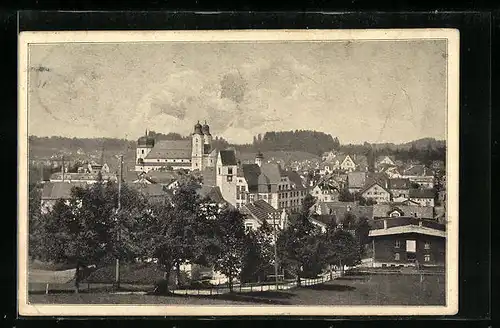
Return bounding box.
[18,29,459,316]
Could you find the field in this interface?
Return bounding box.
[29,272,445,306]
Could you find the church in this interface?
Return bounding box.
[135,121,218,173]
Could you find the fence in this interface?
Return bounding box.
[170,271,341,296]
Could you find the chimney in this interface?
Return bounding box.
[383,219,387,229]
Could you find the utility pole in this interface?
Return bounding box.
[61,155,65,182]
[272,212,279,290]
[115,154,123,290]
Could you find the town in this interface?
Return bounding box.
[28,121,447,305]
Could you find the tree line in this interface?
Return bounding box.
[29,181,369,293]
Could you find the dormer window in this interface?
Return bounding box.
[390,211,401,217]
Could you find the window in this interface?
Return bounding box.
[141,150,144,154]
[394,253,400,261]
[245,223,253,229]
[424,254,431,262]
[228,168,233,175]
[227,175,232,182]
[218,168,221,174]
[424,242,431,250]
[395,240,400,248]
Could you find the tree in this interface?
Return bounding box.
[325,229,361,276]
[212,207,246,292]
[342,212,356,230]
[354,217,371,256]
[28,182,49,261]
[277,198,324,286]
[240,220,274,283]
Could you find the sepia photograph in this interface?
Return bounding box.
[18,29,459,316]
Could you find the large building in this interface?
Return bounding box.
[368,216,446,267]
[135,122,217,172]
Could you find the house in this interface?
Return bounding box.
[368,216,446,267]
[347,172,366,194]
[240,199,287,231]
[372,204,434,220]
[129,183,172,203]
[49,172,117,184]
[310,178,340,202]
[376,155,396,168]
[409,189,435,207]
[86,162,110,174]
[311,201,373,221]
[319,154,367,175]
[359,180,391,204]
[40,181,88,214]
[388,178,411,199]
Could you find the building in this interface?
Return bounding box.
[86,162,110,174]
[240,199,288,231]
[375,155,396,168]
[359,180,391,204]
[409,188,436,207]
[310,182,340,202]
[311,201,373,221]
[320,154,368,175]
[49,172,117,184]
[372,204,434,220]
[40,181,87,214]
[401,164,435,189]
[368,216,446,267]
[388,178,411,199]
[134,122,217,173]
[215,149,239,206]
[347,172,367,194]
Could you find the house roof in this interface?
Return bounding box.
[260,163,285,184]
[372,204,433,219]
[369,225,446,238]
[202,166,217,187]
[409,188,435,199]
[348,172,367,189]
[50,172,117,182]
[241,164,261,192]
[129,183,170,198]
[41,182,88,200]
[283,170,306,190]
[314,201,373,220]
[144,140,192,160]
[311,214,338,226]
[376,155,395,163]
[196,185,226,204]
[388,178,410,190]
[359,179,390,195]
[403,164,426,176]
[219,150,237,166]
[241,199,280,224]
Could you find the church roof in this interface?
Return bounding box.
[283,170,306,190]
[144,140,192,160]
[242,164,261,192]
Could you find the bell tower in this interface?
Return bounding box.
[191,121,204,171]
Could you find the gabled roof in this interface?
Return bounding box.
[314,201,373,220]
[260,163,285,184]
[388,178,410,190]
[196,185,226,204]
[219,150,237,166]
[283,170,306,190]
[403,164,426,176]
[41,182,88,200]
[241,164,261,192]
[241,199,280,224]
[372,203,433,219]
[359,179,390,195]
[348,172,367,189]
[369,225,446,238]
[129,183,170,198]
[409,188,435,199]
[144,140,192,160]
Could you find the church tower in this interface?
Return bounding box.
[191,121,204,171]
[135,129,155,171]
[255,150,264,167]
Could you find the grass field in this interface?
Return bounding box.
[29,273,445,306]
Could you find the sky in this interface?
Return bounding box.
[27,39,447,144]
